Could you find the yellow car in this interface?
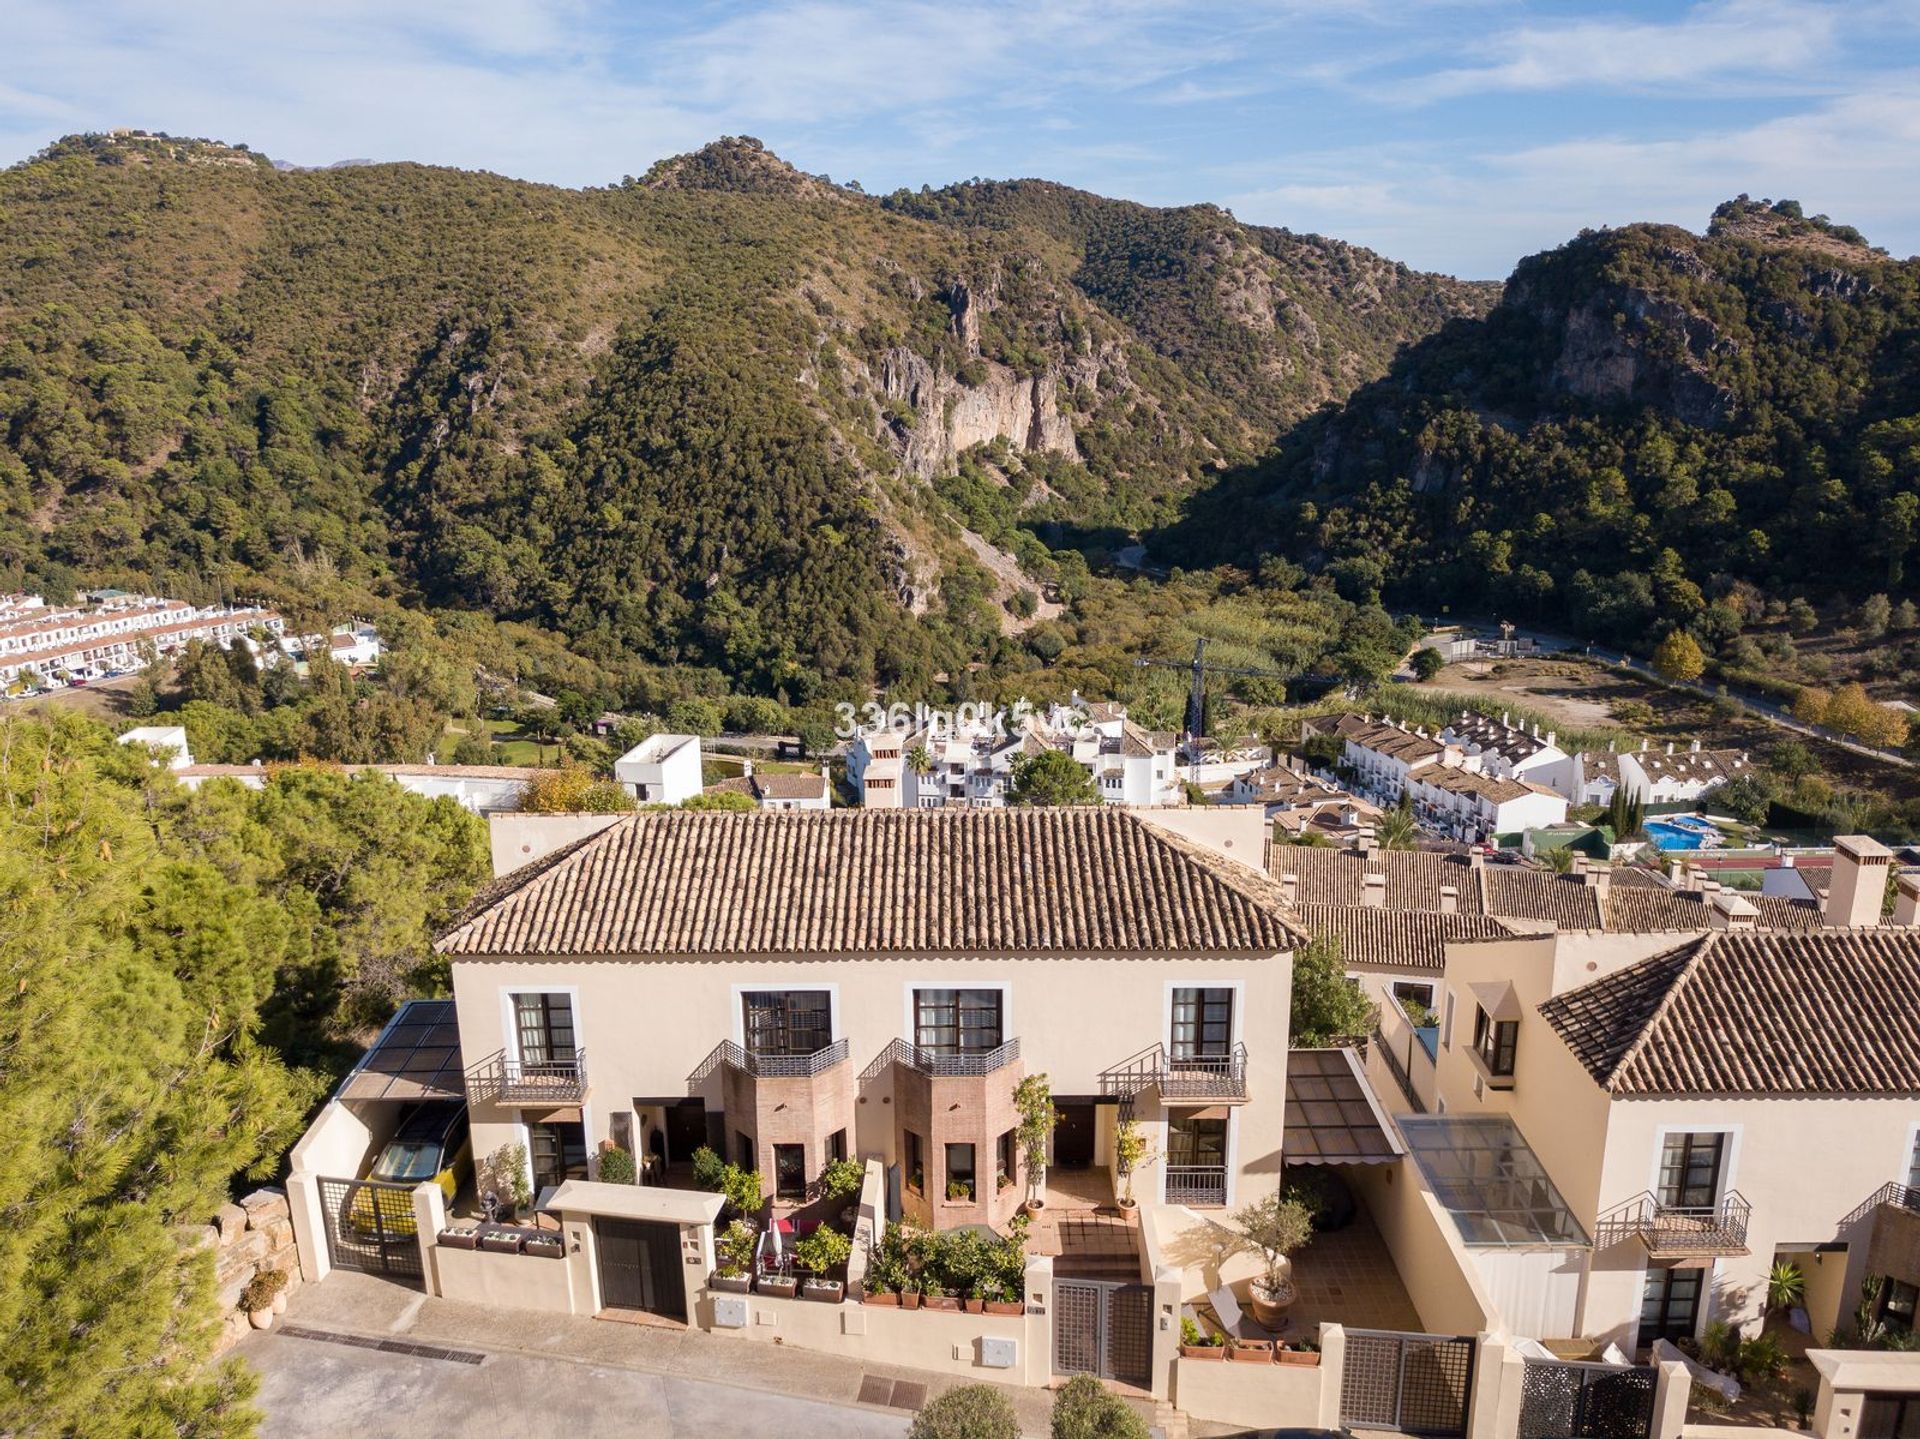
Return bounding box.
[349,1102,471,1238]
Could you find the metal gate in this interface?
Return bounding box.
[1054,1279,1153,1389]
[317,1177,424,1280]
[1342,1329,1477,1436]
[1519,1358,1657,1439]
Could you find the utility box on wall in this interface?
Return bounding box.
[711,1296,748,1329]
[978,1337,1017,1370]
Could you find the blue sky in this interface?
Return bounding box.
[2,0,1917,277]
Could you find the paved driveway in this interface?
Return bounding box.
[241,1326,910,1439]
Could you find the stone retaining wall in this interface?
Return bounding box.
[184,1187,302,1353]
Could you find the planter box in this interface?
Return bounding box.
[756,1275,799,1299]
[437,1227,480,1250]
[481,1231,525,1255]
[924,1295,961,1312]
[1181,1344,1227,1361]
[899,1292,922,1311]
[1277,1349,1322,1367]
[985,1300,1023,1316]
[862,1290,899,1307]
[1229,1341,1275,1363]
[963,1298,985,1314]
[709,1273,751,1294]
[523,1236,565,1260]
[803,1280,845,1304]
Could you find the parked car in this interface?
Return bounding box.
[348,1102,471,1238]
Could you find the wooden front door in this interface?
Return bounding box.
[1054,1101,1096,1168]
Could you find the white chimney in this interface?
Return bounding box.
[1826,835,1893,928]
[1280,872,1299,905]
[1690,739,1701,753]
[1584,863,1612,901]
[1439,884,1459,915]
[1468,849,1485,871]
[1545,731,1556,749]
[744,758,755,779]
[1666,741,1675,756]
[1362,873,1386,909]
[1355,830,1377,855]
[1709,890,1758,931]
[1895,873,1920,928]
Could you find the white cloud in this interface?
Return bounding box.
[1397,0,1843,101]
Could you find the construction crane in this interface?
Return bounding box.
[1135,640,1294,778]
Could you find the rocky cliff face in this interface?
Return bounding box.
[875,347,1079,478]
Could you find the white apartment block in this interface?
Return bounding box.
[612,733,704,806]
[0,591,287,688]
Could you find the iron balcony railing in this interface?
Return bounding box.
[465,1047,589,1106]
[1593,1190,1752,1256]
[867,1035,1021,1079]
[1840,1181,1920,1231]
[1101,1042,1249,1102]
[687,1037,850,1090]
[1165,1165,1228,1207]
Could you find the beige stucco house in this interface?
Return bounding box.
[435,807,1302,1238]
[1418,888,1920,1355]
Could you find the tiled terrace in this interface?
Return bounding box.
[1285,1204,1422,1333]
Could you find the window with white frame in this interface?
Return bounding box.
[512,992,576,1065]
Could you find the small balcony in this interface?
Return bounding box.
[1102,1043,1250,1103]
[1594,1190,1752,1257]
[867,1036,1022,1078]
[464,1048,589,1107]
[690,1037,851,1084]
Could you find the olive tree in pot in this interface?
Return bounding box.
[796,1227,852,1303]
[1014,1073,1058,1214]
[1232,1191,1313,1329]
[1112,1116,1154,1210]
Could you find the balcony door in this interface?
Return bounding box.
[742,990,832,1057]
[513,993,576,1066]
[1170,988,1233,1061]
[914,988,1003,1057]
[1657,1133,1726,1210]
[529,1120,586,1195]
[1165,1110,1228,1206]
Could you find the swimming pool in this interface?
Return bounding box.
[1644,816,1721,850]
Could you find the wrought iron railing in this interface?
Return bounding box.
[1165,1165,1228,1207]
[864,1035,1021,1079]
[1100,1042,1249,1101]
[687,1037,849,1090]
[465,1047,588,1105]
[1374,1028,1428,1115]
[1840,1181,1920,1231]
[1592,1190,1751,1255]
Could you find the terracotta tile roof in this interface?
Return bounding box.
[1484,867,1606,928]
[436,808,1306,957]
[1272,846,1489,912]
[1603,886,1822,933]
[1539,930,1920,1096]
[751,772,828,800]
[1291,903,1534,971]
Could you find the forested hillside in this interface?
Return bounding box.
[1174,199,1920,651]
[0,131,1490,709]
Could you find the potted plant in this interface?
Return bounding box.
[980,1279,1023,1316]
[796,1227,851,1303]
[1231,1191,1313,1329]
[946,1178,973,1203]
[437,1225,480,1249]
[1180,1317,1226,1360]
[755,1264,798,1299]
[923,1281,961,1312]
[964,1281,989,1315]
[1112,1116,1153,1210]
[720,1164,766,1222]
[480,1143,534,1222]
[1277,1343,1322,1368]
[899,1277,923,1311]
[1229,1338,1275,1363]
[819,1158,865,1203]
[481,1228,526,1255]
[709,1219,757,1293]
[241,1271,286,1331]
[1014,1072,1058,1214]
[524,1232,565,1259]
[597,1145,637,1186]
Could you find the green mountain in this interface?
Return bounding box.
[0,132,1491,702]
[1174,198,1920,645]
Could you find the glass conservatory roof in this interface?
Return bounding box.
[1399,1114,1590,1249]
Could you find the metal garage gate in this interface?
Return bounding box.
[1054,1279,1153,1389]
[1342,1329,1477,1436]
[317,1177,425,1280]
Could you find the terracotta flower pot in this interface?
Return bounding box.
[1229,1340,1275,1363]
[963,1298,985,1314]
[985,1300,1023,1316]
[1180,1344,1226,1361]
[900,1291,922,1311]
[437,1227,480,1250]
[271,1292,289,1315]
[248,1309,274,1331]
[755,1275,798,1299]
[925,1295,961,1312]
[803,1279,845,1304]
[863,1290,899,1307]
[1248,1278,1296,1330]
[1277,1349,1321,1367]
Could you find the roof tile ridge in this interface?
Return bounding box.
[1605,931,1718,1091]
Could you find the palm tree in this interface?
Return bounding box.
[1375,799,1419,851]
